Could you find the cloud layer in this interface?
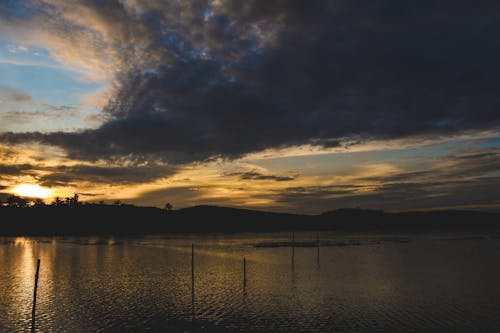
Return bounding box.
[1,0,500,165]
[274,146,500,213]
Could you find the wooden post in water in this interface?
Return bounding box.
[316,232,320,269]
[31,259,40,332]
[191,244,195,320]
[243,257,247,289]
[291,232,295,273]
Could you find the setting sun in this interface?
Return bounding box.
[12,184,52,199]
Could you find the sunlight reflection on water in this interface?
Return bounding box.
[1,232,500,332]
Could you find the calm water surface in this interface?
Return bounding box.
[1,232,500,332]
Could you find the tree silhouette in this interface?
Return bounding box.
[52,197,64,207]
[164,203,173,211]
[6,195,28,208]
[33,198,46,207]
[69,193,79,207]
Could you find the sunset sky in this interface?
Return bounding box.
[0,1,499,213]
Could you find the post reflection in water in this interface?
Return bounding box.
[1,232,500,332]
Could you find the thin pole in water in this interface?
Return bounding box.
[243,257,247,289]
[291,231,295,273]
[31,259,40,332]
[191,243,195,320]
[316,232,320,269]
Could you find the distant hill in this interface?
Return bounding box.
[0,204,499,236]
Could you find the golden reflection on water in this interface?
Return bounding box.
[14,236,32,246]
[4,235,401,328]
[9,238,36,326]
[108,237,116,246]
[6,237,57,330]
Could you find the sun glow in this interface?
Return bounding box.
[12,184,52,199]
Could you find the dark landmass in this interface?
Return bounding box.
[1,204,499,236]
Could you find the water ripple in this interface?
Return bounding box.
[1,232,500,332]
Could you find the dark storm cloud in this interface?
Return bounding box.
[228,170,297,182]
[0,161,175,186]
[0,163,36,177]
[1,1,500,162]
[39,164,177,187]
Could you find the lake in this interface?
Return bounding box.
[1,232,500,332]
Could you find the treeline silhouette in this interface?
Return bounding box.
[1,195,499,236]
[1,193,130,208]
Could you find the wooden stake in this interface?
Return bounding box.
[191,244,195,319]
[316,232,320,269]
[243,257,247,288]
[31,259,40,332]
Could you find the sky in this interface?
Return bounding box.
[0,0,499,214]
